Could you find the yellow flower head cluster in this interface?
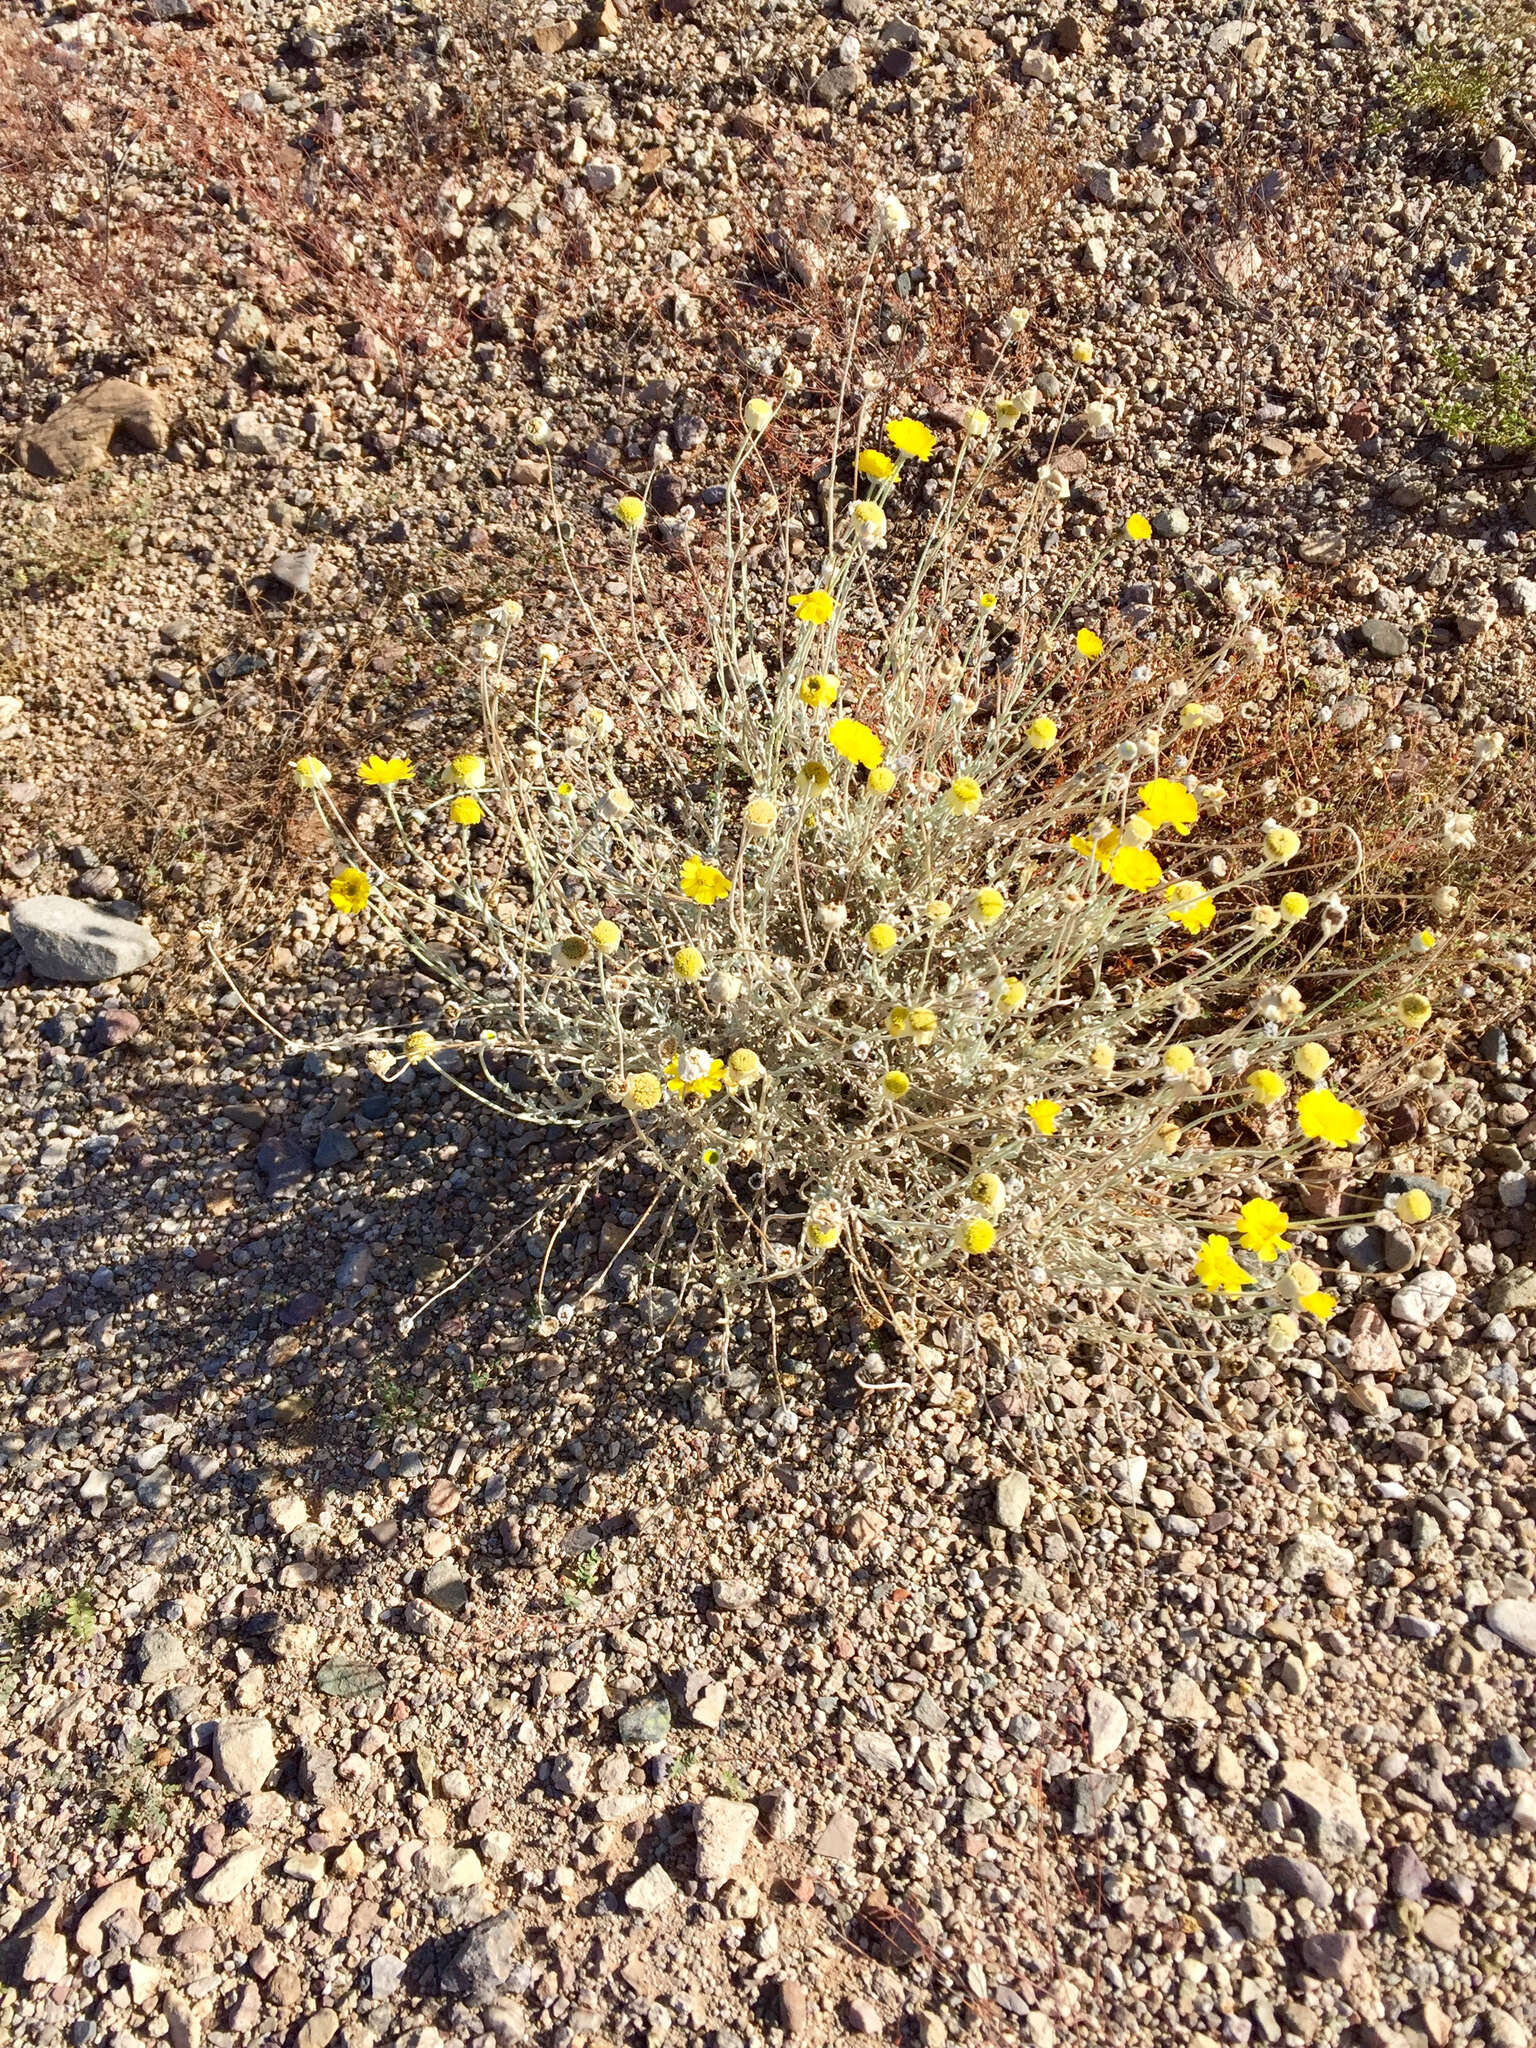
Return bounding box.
[799,672,838,709]
[359,754,413,786]
[886,416,936,460]
[829,718,884,770]
[1235,1198,1292,1262]
[329,867,370,913]
[680,857,732,906]
[789,590,835,625]
[1297,1087,1364,1147]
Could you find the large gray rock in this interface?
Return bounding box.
[441,1913,522,2001]
[1485,1598,1536,1657]
[211,1715,276,1795]
[20,379,169,480]
[1276,1758,1369,1862]
[9,897,160,983]
[694,1797,757,1882]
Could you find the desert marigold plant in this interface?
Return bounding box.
[292,268,1506,1337]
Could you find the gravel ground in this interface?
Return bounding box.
[4,0,1536,2045]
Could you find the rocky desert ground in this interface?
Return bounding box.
[3,2,1536,2047]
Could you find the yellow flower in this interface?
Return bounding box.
[1165,880,1215,934]
[450,753,486,788]
[972,886,1006,923]
[997,976,1026,1012]
[625,1072,663,1111]
[291,755,331,789]
[1070,336,1094,364]
[726,1048,764,1087]
[1027,714,1059,751]
[1297,1086,1365,1147]
[1071,828,1117,873]
[1279,891,1309,921]
[978,591,997,610]
[449,795,483,827]
[866,922,899,954]
[926,899,953,924]
[402,1030,440,1063]
[1246,1068,1286,1105]
[1125,513,1152,541]
[590,919,621,956]
[1250,904,1282,934]
[329,867,371,914]
[970,1171,1005,1212]
[857,448,896,480]
[555,936,590,969]
[1410,928,1436,954]
[908,1008,938,1044]
[1024,1098,1060,1134]
[1294,1041,1332,1081]
[615,494,646,530]
[852,501,888,547]
[886,415,936,460]
[957,1216,997,1255]
[1264,825,1301,862]
[789,590,835,625]
[1397,993,1432,1027]
[796,761,832,795]
[829,717,884,770]
[887,1006,910,1037]
[1137,778,1199,836]
[799,672,838,709]
[881,1069,910,1100]
[1164,1044,1197,1076]
[358,754,413,785]
[995,396,1025,428]
[1075,627,1104,659]
[1266,1313,1300,1355]
[666,1050,727,1099]
[1236,1197,1292,1263]
[680,857,732,905]
[673,945,704,981]
[1109,845,1163,892]
[1395,1188,1434,1224]
[1300,1288,1337,1320]
[963,407,991,438]
[804,1198,843,1249]
[947,775,983,817]
[1193,1233,1249,1297]
[867,764,897,797]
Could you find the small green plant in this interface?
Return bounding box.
[367,1366,428,1432]
[1428,347,1536,452]
[0,1584,98,1704]
[98,1740,172,1840]
[1382,49,1510,128]
[60,1586,97,1642]
[562,1548,603,1608]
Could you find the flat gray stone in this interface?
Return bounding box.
[10,896,160,983]
[694,1797,757,1882]
[211,1715,276,1795]
[1086,1687,1128,1765]
[135,1627,188,1691]
[441,1913,521,2001]
[624,1863,678,1914]
[851,1728,903,1777]
[1276,1758,1369,1862]
[995,1471,1032,1530]
[1485,1599,1536,1657]
[269,545,319,595]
